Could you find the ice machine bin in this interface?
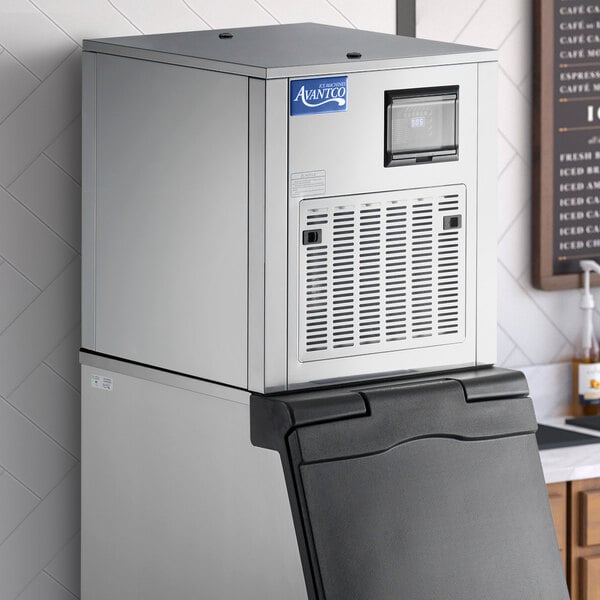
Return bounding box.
[251,368,569,600]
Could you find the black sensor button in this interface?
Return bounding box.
[303,229,322,245]
[443,215,462,230]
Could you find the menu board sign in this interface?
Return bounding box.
[533,0,600,289]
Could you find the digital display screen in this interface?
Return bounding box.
[385,87,458,166]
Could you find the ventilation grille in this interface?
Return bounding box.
[299,186,466,362]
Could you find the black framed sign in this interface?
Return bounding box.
[533,0,600,290]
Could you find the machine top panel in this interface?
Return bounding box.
[83,23,496,79]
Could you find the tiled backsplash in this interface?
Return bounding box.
[520,362,572,420]
[419,0,584,372]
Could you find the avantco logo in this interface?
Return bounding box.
[290,76,348,116]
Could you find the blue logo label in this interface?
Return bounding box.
[290,76,348,116]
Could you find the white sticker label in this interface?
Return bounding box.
[290,170,326,198]
[578,362,600,405]
[91,374,113,391]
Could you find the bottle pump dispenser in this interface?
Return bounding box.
[572,260,600,416]
[579,260,600,357]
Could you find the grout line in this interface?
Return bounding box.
[5,108,82,190]
[0,474,42,547]
[0,79,44,130]
[503,263,573,346]
[43,356,81,396]
[497,151,517,178]
[0,50,81,193]
[42,113,82,156]
[26,0,81,47]
[9,465,80,600]
[40,529,81,589]
[2,182,80,254]
[499,63,532,105]
[496,326,518,364]
[518,71,531,89]
[497,201,527,245]
[0,46,79,132]
[497,144,517,178]
[325,0,357,28]
[550,341,573,364]
[180,0,213,29]
[502,345,533,368]
[0,46,42,83]
[497,18,521,51]
[43,150,81,188]
[106,0,144,34]
[252,0,280,23]
[0,253,42,292]
[452,0,488,43]
[497,128,528,166]
[0,285,42,338]
[497,323,535,365]
[497,247,529,283]
[41,568,78,599]
[2,255,81,397]
[2,392,80,462]
[0,458,42,501]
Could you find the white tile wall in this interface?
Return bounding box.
[0,50,81,187]
[0,189,76,289]
[0,262,39,333]
[10,364,81,458]
[520,362,573,420]
[44,533,80,599]
[11,156,82,250]
[0,470,39,546]
[0,3,394,598]
[0,467,80,600]
[0,53,39,123]
[17,572,78,600]
[418,0,581,379]
[0,0,77,79]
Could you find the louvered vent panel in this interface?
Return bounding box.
[332,209,355,349]
[359,206,382,345]
[437,196,461,336]
[410,202,433,339]
[304,209,329,353]
[299,186,466,362]
[384,202,408,343]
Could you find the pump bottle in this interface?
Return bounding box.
[572,260,600,417]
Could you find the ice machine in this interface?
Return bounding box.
[80,23,569,600]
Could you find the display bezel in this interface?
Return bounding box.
[384,85,459,167]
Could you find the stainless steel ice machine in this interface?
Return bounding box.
[80,23,569,600]
[81,22,499,393]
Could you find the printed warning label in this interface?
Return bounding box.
[290,170,326,198]
[91,374,113,391]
